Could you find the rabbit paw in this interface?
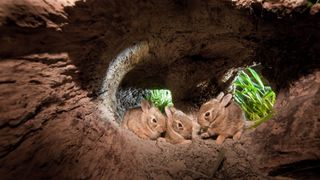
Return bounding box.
[216,135,226,145]
[233,131,242,141]
[200,132,210,139]
[180,140,192,144]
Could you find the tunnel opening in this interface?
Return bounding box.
[100,52,289,179]
[97,40,277,131]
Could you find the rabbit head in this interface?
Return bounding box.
[140,100,167,135]
[198,92,233,129]
[165,106,193,140]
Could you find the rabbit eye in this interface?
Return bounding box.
[177,122,183,129]
[152,118,157,123]
[205,112,210,117]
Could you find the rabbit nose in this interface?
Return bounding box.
[159,126,165,132]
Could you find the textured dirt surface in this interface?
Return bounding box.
[0,0,320,179]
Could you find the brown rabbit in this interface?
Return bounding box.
[198,92,245,144]
[164,106,194,144]
[121,99,166,140]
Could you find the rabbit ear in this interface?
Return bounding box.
[165,107,174,127]
[141,99,151,112]
[165,106,173,119]
[221,94,232,107]
[169,106,177,113]
[216,92,225,101]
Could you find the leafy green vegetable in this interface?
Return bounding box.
[145,89,173,112]
[233,67,276,127]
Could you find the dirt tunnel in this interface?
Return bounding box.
[0,0,320,179]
